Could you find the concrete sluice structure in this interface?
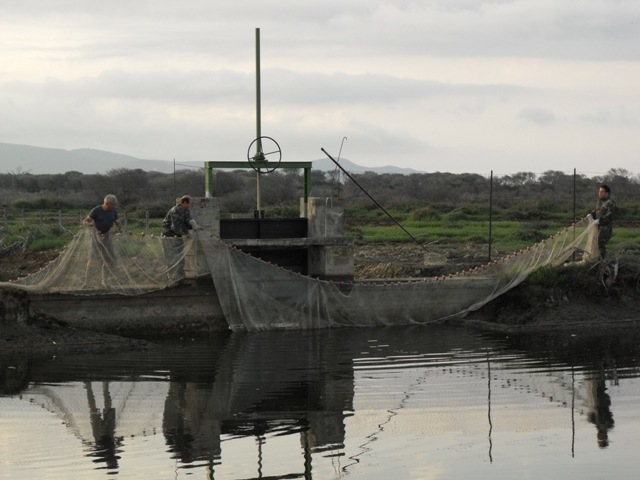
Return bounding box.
[1,197,600,334]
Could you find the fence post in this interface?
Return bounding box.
[573,168,577,223]
[488,170,493,262]
[145,210,149,234]
[571,167,577,262]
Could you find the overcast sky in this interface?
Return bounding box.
[1,0,638,176]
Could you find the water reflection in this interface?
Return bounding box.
[159,331,357,476]
[2,325,640,478]
[586,367,615,448]
[85,381,121,469]
[499,329,636,451]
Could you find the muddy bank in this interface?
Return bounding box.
[462,260,640,332]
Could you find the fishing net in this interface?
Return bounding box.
[1,226,209,296]
[1,218,599,331]
[200,218,599,331]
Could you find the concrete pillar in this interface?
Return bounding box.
[304,197,345,238]
[304,197,354,281]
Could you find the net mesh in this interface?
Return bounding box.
[1,227,208,295]
[1,219,599,331]
[200,218,598,331]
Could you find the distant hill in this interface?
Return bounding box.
[310,157,420,175]
[0,143,180,174]
[0,142,421,175]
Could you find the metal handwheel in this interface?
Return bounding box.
[247,136,282,173]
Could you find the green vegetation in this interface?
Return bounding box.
[343,216,638,255]
[1,167,639,256]
[526,265,563,286]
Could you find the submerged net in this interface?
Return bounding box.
[1,219,599,331]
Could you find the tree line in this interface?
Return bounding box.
[0,167,638,221]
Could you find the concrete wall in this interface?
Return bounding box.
[28,283,228,337]
[304,197,354,281]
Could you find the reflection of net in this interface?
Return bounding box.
[1,219,599,330]
[22,381,168,443]
[3,227,208,296]
[204,219,599,331]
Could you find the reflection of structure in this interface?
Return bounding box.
[161,332,355,476]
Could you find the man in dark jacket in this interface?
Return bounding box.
[588,184,616,259]
[162,196,199,283]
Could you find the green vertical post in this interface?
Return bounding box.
[303,166,311,217]
[255,27,261,145]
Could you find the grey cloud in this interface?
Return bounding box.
[580,107,637,126]
[4,1,640,62]
[2,68,532,106]
[2,70,254,104]
[262,69,532,105]
[517,107,557,126]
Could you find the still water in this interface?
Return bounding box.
[1,324,640,479]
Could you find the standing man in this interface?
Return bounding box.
[83,194,122,287]
[162,195,200,282]
[588,184,616,259]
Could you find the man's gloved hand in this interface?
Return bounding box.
[594,218,600,225]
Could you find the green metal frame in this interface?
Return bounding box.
[204,160,313,215]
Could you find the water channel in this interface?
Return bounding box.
[2,324,639,479]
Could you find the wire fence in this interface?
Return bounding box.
[2,180,639,264]
[1,208,159,235]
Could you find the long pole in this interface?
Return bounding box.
[321,148,427,250]
[255,27,262,214]
[572,168,576,261]
[255,27,262,150]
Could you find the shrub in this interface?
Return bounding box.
[527,265,561,285]
[12,199,32,209]
[29,236,68,251]
[513,223,549,242]
[264,205,300,218]
[32,197,52,209]
[467,234,487,244]
[409,207,441,221]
